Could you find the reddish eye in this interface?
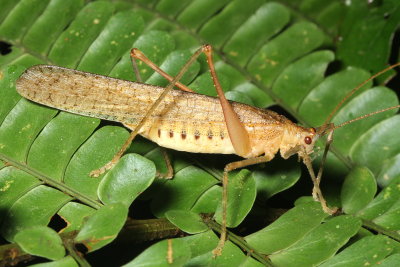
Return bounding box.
[304,136,312,145]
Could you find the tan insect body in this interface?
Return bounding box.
[16,65,317,160]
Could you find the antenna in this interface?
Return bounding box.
[323,62,400,127]
[334,105,400,130]
[314,63,399,205]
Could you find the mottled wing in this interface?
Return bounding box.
[16,65,165,125]
[16,65,286,134]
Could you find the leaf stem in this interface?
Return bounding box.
[63,232,91,267]
[117,217,183,243]
[0,153,102,209]
[202,216,273,266]
[362,219,400,242]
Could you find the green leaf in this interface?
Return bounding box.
[0,0,18,23]
[0,65,26,124]
[223,2,290,66]
[0,0,51,42]
[177,0,230,29]
[337,0,400,80]
[1,185,72,241]
[0,99,57,161]
[191,185,221,214]
[141,146,173,178]
[245,201,328,254]
[98,154,156,206]
[146,49,200,87]
[1,1,400,265]
[118,30,176,81]
[57,202,95,233]
[272,50,334,110]
[63,126,130,199]
[303,1,345,36]
[14,226,65,260]
[184,239,264,267]
[299,67,371,126]
[123,238,191,267]
[231,82,273,108]
[0,167,41,225]
[155,0,193,18]
[48,1,115,68]
[75,203,128,252]
[248,22,325,87]
[29,256,78,267]
[77,10,144,75]
[0,49,43,67]
[320,235,397,267]
[181,230,218,258]
[377,154,400,187]
[341,167,377,214]
[215,169,256,227]
[372,205,400,231]
[252,157,301,201]
[27,112,99,180]
[199,0,268,48]
[358,176,400,221]
[377,254,400,266]
[332,87,399,156]
[110,30,175,81]
[351,116,400,174]
[22,0,84,56]
[151,166,218,217]
[165,210,208,234]
[269,215,362,267]
[225,90,254,106]
[189,68,230,97]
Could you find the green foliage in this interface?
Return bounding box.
[1,0,400,266]
[215,170,256,227]
[245,201,329,254]
[341,167,377,214]
[123,238,191,267]
[165,210,208,234]
[269,215,362,267]
[14,226,65,260]
[75,203,128,252]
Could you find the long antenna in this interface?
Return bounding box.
[323,62,400,127]
[334,105,400,130]
[314,63,400,197]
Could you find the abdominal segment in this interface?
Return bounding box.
[125,120,236,155]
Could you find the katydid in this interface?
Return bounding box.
[16,45,400,255]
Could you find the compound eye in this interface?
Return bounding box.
[304,136,312,145]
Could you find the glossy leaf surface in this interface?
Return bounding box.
[1,0,399,265]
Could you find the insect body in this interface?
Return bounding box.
[16,65,317,161]
[15,45,399,256]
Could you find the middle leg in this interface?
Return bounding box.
[90,47,206,177]
[213,155,274,256]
